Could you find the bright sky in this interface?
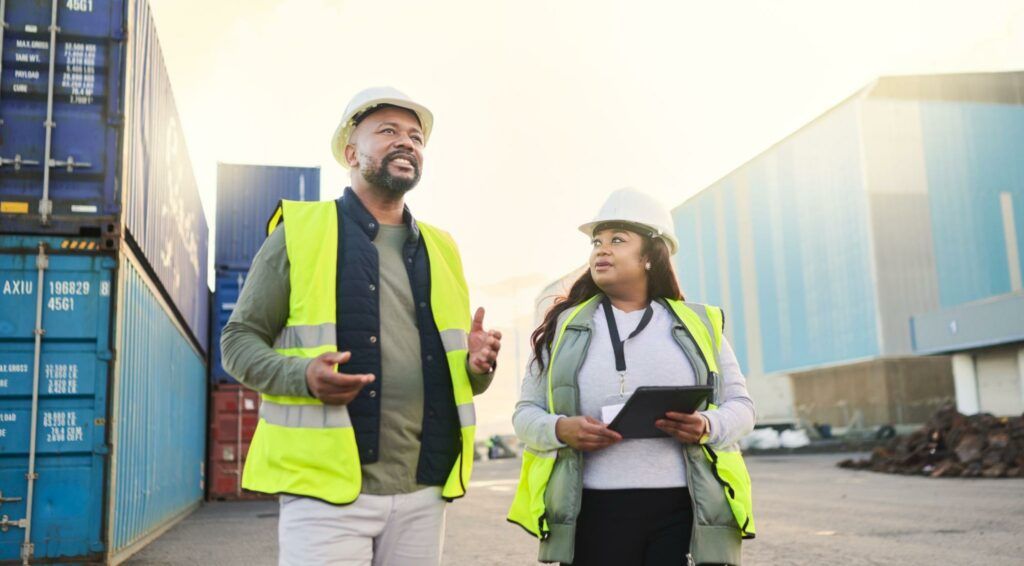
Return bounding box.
[146,0,1024,434]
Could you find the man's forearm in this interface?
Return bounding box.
[221,320,312,397]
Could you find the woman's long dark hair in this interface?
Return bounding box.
[530,230,683,373]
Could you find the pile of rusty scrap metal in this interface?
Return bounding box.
[838,404,1024,478]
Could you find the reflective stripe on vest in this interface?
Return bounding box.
[242,200,476,504]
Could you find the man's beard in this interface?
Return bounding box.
[360,152,421,197]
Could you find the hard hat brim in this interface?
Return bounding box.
[579,220,679,254]
[331,98,434,169]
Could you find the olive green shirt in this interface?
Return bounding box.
[361,223,427,494]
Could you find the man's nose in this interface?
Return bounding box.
[392,132,415,150]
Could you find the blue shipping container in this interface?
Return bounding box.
[215,163,320,270]
[0,236,115,563]
[0,235,206,563]
[121,0,209,350]
[210,268,247,385]
[107,249,206,559]
[0,0,126,235]
[0,0,210,352]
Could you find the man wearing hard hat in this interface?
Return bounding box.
[221,87,501,565]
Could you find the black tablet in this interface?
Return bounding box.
[607,385,714,439]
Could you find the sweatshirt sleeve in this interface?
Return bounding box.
[219,226,313,398]
[512,353,567,451]
[701,337,756,447]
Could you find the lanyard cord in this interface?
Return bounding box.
[601,296,654,373]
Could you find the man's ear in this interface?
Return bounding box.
[344,143,360,169]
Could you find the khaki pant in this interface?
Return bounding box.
[278,487,446,566]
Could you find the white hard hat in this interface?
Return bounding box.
[331,86,434,168]
[579,188,679,253]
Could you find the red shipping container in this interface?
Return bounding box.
[212,386,261,414]
[209,439,252,464]
[210,413,259,442]
[207,384,269,500]
[207,462,267,500]
[209,385,260,441]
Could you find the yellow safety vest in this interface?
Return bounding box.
[242,200,476,503]
[508,296,754,564]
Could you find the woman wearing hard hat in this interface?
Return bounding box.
[508,189,756,565]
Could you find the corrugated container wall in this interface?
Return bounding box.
[215,163,320,270]
[121,0,208,349]
[0,0,209,352]
[108,250,206,560]
[0,236,206,563]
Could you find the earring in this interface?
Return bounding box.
[645,262,652,270]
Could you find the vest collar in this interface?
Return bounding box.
[562,294,682,331]
[340,186,421,243]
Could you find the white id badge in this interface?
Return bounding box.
[600,392,631,424]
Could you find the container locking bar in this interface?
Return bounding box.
[0,515,27,533]
[50,155,93,172]
[0,155,42,170]
[22,242,49,565]
[39,0,61,225]
[0,0,7,128]
[0,492,23,507]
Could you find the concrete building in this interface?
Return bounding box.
[670,71,1024,427]
[912,293,1024,417]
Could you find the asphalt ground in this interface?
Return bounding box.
[128,453,1024,565]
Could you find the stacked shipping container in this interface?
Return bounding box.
[0,0,208,562]
[207,163,319,500]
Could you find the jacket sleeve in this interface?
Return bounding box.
[701,337,756,447]
[220,226,313,398]
[512,354,567,451]
[467,360,495,395]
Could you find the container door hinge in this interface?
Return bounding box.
[0,515,28,532]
